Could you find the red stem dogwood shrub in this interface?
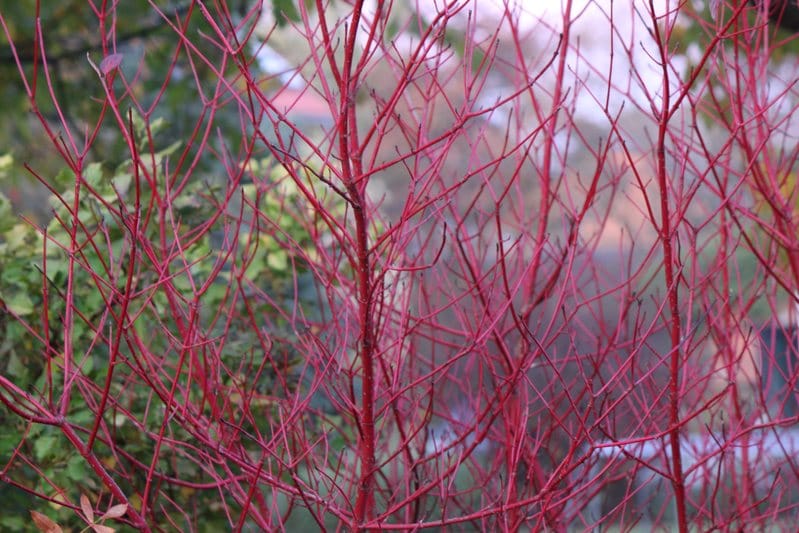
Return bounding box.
[1,0,799,530]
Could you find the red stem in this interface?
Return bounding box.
[649,2,687,530]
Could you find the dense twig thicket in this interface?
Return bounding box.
[2,0,799,531]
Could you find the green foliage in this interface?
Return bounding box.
[272,0,302,27]
[0,2,349,529]
[0,116,333,527]
[0,0,251,204]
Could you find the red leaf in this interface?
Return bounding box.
[100,54,123,75]
[30,511,63,533]
[100,503,128,520]
[80,493,94,523]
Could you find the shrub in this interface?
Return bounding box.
[2,1,799,531]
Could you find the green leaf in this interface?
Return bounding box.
[83,162,104,188]
[33,434,58,461]
[0,431,21,456]
[0,191,13,233]
[4,351,29,385]
[154,140,181,166]
[5,291,34,315]
[273,0,300,27]
[112,172,132,197]
[129,108,147,142]
[52,168,75,189]
[70,409,94,425]
[150,116,166,136]
[3,223,37,252]
[267,251,289,273]
[65,455,88,482]
[0,153,13,174]
[78,352,94,375]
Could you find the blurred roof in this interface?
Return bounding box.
[253,43,332,124]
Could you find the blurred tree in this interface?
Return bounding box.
[0,1,251,219]
[754,0,799,31]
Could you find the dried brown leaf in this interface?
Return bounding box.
[30,511,63,533]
